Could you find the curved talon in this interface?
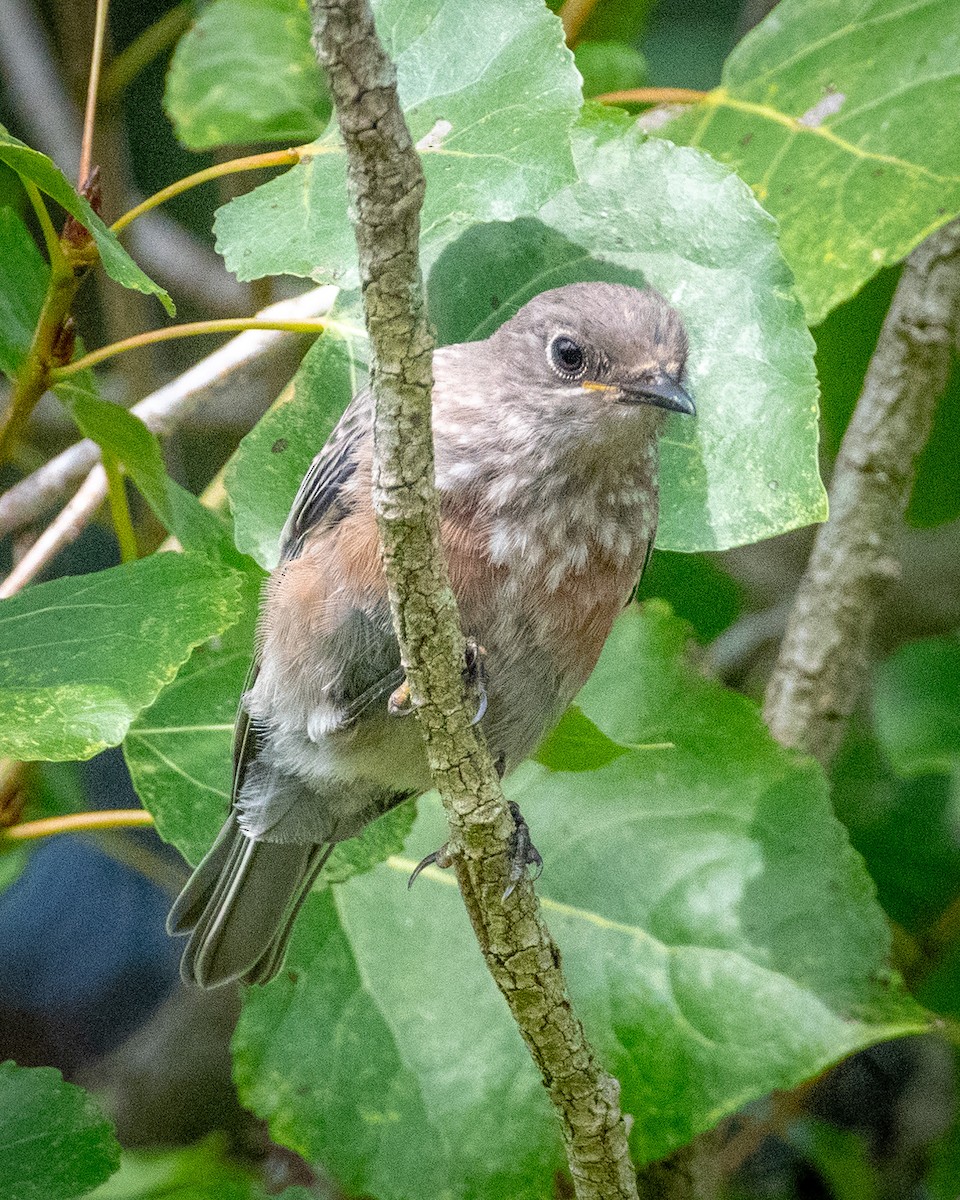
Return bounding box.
[464,637,488,725]
[502,801,543,900]
[407,842,454,889]
[388,678,415,717]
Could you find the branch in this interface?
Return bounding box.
[764,217,960,766]
[0,466,108,599]
[310,3,639,1196]
[0,287,337,538]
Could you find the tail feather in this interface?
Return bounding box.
[169,813,329,989]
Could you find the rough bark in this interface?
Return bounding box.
[309,2,640,1196]
[764,218,960,767]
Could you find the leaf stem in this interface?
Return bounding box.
[102,451,138,562]
[111,146,316,234]
[78,0,111,186]
[23,180,68,273]
[0,233,81,462]
[558,0,601,45]
[50,318,327,378]
[596,87,708,107]
[2,809,155,842]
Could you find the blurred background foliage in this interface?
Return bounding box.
[0,0,958,1197]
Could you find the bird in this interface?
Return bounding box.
[168,282,694,989]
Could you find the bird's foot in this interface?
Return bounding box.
[463,637,488,725]
[387,677,414,718]
[407,842,455,888]
[388,639,488,724]
[504,802,543,899]
[407,803,542,898]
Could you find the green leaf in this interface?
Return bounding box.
[573,40,648,98]
[125,576,259,865]
[0,125,174,314]
[165,0,329,150]
[832,725,960,932]
[232,603,926,1194]
[428,112,825,552]
[225,299,368,568]
[61,388,247,566]
[873,637,960,776]
[125,572,417,880]
[0,1062,120,1200]
[0,553,244,762]
[0,207,48,379]
[534,704,631,772]
[662,0,960,324]
[87,1135,311,1200]
[213,0,580,285]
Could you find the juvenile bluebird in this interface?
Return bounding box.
[169,282,694,988]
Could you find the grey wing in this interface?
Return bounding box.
[232,387,374,802]
[278,388,371,562]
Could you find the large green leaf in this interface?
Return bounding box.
[87,1135,312,1200]
[0,553,244,761]
[213,0,581,285]
[0,207,47,379]
[165,0,329,150]
[125,577,259,865]
[227,121,824,561]
[0,126,173,314]
[663,0,960,325]
[229,603,925,1196]
[428,113,825,551]
[873,637,960,777]
[0,1062,119,1200]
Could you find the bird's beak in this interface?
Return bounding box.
[618,376,696,417]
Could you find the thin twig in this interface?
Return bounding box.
[764,217,960,766]
[0,466,108,599]
[596,87,708,106]
[559,0,601,45]
[0,0,247,314]
[78,0,110,186]
[311,3,640,1197]
[51,317,329,378]
[0,287,338,538]
[1,808,155,841]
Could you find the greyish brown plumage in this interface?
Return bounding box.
[168,282,694,988]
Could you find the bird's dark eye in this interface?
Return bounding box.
[550,335,586,376]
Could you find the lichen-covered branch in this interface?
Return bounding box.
[764,218,960,766]
[309,2,639,1196]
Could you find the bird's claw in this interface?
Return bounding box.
[407,842,455,888]
[463,638,488,725]
[388,639,488,724]
[503,801,543,900]
[387,678,415,718]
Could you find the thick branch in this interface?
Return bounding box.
[764,218,960,766]
[309,3,638,1197]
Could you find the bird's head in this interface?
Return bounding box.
[491,282,694,425]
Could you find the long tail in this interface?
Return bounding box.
[167,814,333,988]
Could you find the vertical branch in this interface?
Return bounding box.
[764,217,960,766]
[309,3,642,1197]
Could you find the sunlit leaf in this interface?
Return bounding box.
[663,0,960,323]
[0,554,244,761]
[0,125,174,314]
